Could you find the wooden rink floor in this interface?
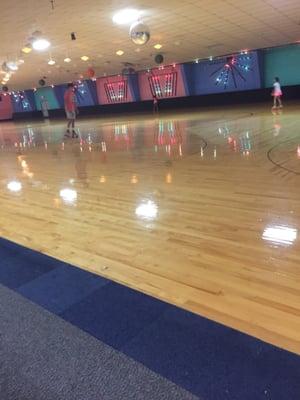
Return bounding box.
[0,103,300,354]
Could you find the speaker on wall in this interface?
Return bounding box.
[155,54,164,64]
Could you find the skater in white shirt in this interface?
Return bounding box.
[272,77,283,109]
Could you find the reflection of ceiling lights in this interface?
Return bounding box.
[22,45,32,54]
[64,57,71,63]
[48,59,56,65]
[59,188,77,204]
[112,9,141,25]
[135,200,158,220]
[32,38,51,51]
[154,44,162,49]
[262,225,297,246]
[7,181,22,192]
[116,50,124,56]
[81,55,89,61]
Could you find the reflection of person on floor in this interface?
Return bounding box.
[72,146,89,187]
[153,94,159,113]
[75,157,88,187]
[272,112,282,137]
[272,77,283,109]
[40,96,49,118]
[64,83,78,138]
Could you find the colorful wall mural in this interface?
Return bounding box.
[138,65,187,100]
[0,43,299,120]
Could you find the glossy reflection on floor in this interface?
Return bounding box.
[0,104,300,354]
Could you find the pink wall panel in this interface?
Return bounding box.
[138,65,187,101]
[96,75,134,105]
[0,94,13,120]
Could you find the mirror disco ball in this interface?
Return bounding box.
[129,21,150,45]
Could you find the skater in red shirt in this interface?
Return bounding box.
[64,83,78,138]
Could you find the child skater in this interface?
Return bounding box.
[153,94,159,113]
[272,77,283,109]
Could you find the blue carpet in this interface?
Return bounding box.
[122,306,300,400]
[61,282,168,349]
[0,284,196,400]
[0,236,300,400]
[0,239,58,288]
[18,264,109,313]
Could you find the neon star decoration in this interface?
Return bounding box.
[210,55,252,89]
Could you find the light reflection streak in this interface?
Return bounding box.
[262,225,297,246]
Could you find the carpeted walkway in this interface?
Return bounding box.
[0,284,196,400]
[0,237,299,399]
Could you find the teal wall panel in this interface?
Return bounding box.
[264,45,300,88]
[34,87,59,110]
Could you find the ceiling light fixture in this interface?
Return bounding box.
[32,38,51,51]
[22,45,32,54]
[154,44,162,49]
[112,9,141,25]
[48,59,56,65]
[64,57,71,63]
[116,50,124,56]
[6,62,18,71]
[81,55,89,61]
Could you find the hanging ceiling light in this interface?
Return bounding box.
[3,61,18,72]
[48,59,56,65]
[32,38,51,51]
[64,57,71,63]
[7,62,18,71]
[81,55,89,61]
